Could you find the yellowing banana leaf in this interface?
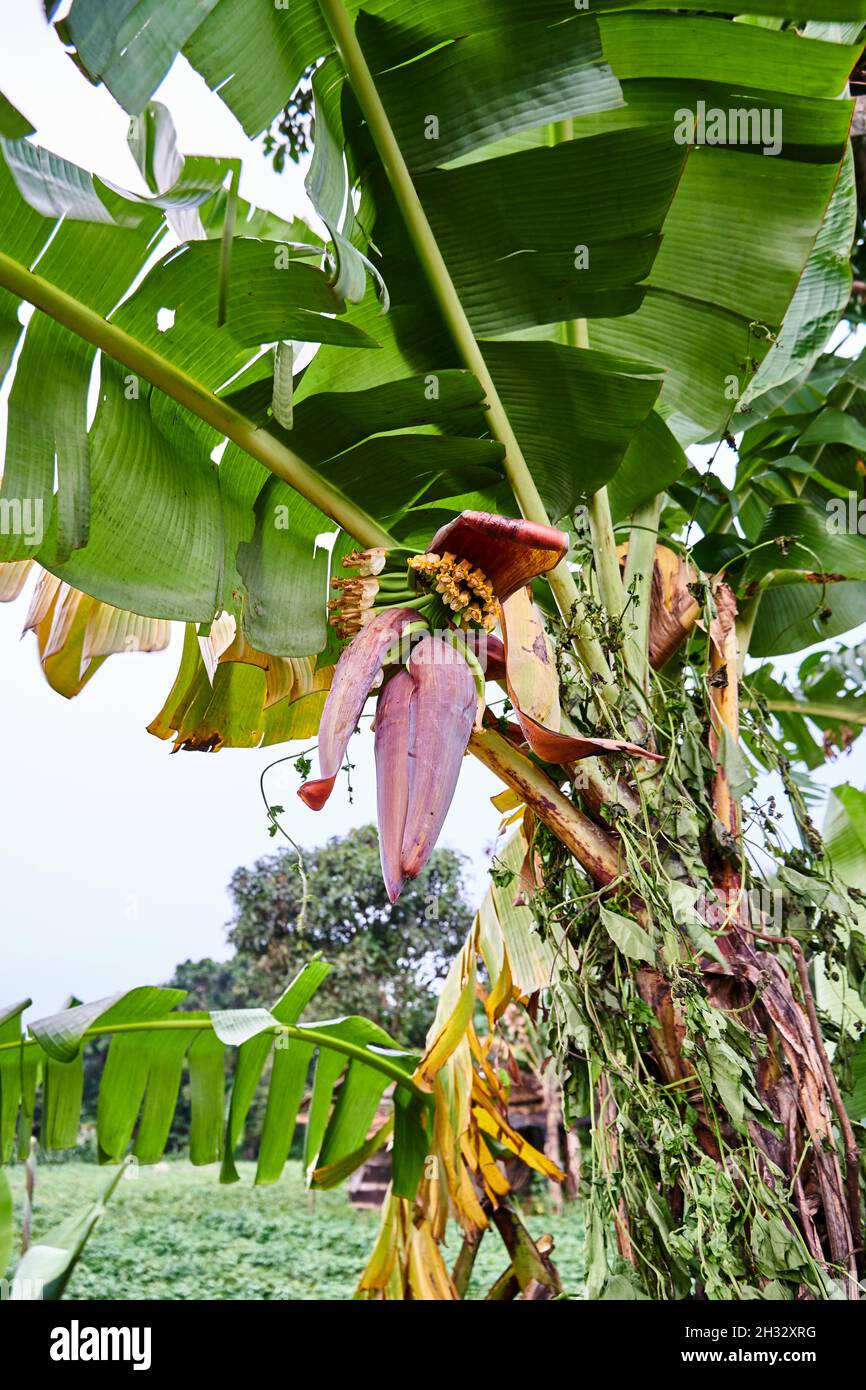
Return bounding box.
[464,1132,512,1201]
[484,954,514,1031]
[488,833,562,996]
[415,950,476,1088]
[17,568,170,698]
[0,558,32,600]
[356,1194,459,1301]
[355,1189,402,1297]
[147,621,332,751]
[407,1217,459,1301]
[472,1086,566,1183]
[405,826,569,1251]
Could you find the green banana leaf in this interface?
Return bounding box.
[0,963,430,1200]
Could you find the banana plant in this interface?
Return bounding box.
[1,1,866,1299]
[0,963,428,1187]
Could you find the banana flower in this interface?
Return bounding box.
[300,512,659,901]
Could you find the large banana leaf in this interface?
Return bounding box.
[0,964,430,1199]
[744,146,857,405]
[823,784,866,891]
[744,652,866,770]
[292,5,855,459]
[52,0,866,141]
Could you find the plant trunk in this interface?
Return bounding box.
[541,1069,564,1216]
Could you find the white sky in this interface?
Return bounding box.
[0,1,864,1018]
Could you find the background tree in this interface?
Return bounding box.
[79,827,472,1154]
[171,826,472,1048]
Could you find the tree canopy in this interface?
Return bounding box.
[172,826,472,1048]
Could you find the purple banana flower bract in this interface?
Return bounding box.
[400,634,477,883]
[374,669,413,904]
[426,511,568,602]
[299,607,420,811]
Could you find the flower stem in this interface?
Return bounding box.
[622,495,662,698]
[441,629,487,710]
[587,487,627,620]
[550,129,624,690]
[373,590,418,604]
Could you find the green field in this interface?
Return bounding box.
[6,1159,585,1301]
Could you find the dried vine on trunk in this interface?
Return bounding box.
[506,554,863,1300]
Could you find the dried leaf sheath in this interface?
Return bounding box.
[500,587,663,764]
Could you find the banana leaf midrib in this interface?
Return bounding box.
[0,1016,429,1101]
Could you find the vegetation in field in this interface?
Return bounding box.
[3,1160,584,1302]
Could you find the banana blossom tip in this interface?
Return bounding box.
[297,612,477,903]
[383,635,476,895]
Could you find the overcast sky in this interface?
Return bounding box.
[1,2,864,1019]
